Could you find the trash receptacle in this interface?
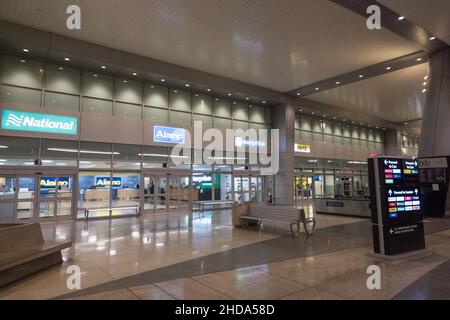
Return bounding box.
[232,203,249,227]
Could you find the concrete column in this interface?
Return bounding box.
[384,129,403,156]
[419,47,450,157]
[271,104,295,206]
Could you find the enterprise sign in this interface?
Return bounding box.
[153,125,185,144]
[295,143,311,153]
[235,137,265,148]
[1,109,78,135]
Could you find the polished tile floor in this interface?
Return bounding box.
[1,207,450,300]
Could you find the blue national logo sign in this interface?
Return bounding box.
[1,109,78,135]
[153,125,185,144]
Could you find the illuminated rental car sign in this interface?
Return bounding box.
[96,177,122,189]
[153,125,185,144]
[235,137,265,148]
[294,143,311,153]
[1,109,78,135]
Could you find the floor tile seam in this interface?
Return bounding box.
[187,276,236,300]
[132,283,177,301]
[250,265,313,288]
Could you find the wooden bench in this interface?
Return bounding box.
[239,204,316,236]
[82,205,140,221]
[0,223,72,288]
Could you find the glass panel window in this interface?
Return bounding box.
[143,84,168,108]
[333,123,342,136]
[192,93,212,115]
[312,119,322,133]
[144,107,168,123]
[0,136,39,158]
[323,121,333,134]
[301,131,312,143]
[115,78,142,104]
[41,139,78,159]
[249,105,265,123]
[295,116,301,130]
[115,102,142,119]
[2,55,43,88]
[170,110,191,125]
[367,129,375,141]
[79,141,113,160]
[214,117,232,129]
[0,177,15,201]
[112,173,140,216]
[313,133,323,142]
[45,63,80,94]
[113,144,141,161]
[232,102,248,121]
[193,114,212,128]
[213,98,231,118]
[78,172,111,218]
[169,89,191,112]
[82,97,113,114]
[360,128,368,141]
[233,120,249,129]
[351,127,359,139]
[264,106,272,125]
[82,71,113,100]
[44,92,80,112]
[0,85,41,106]
[300,118,311,131]
[343,125,351,137]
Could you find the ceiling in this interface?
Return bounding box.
[379,0,450,45]
[306,63,429,123]
[0,0,422,92]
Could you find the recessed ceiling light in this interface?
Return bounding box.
[22,48,29,52]
[311,112,315,115]
[423,81,427,86]
[101,66,106,69]
[343,119,346,122]
[132,72,137,76]
[333,117,337,120]
[93,74,98,77]
[299,109,303,112]
[58,67,64,70]
[424,75,428,80]
[161,79,166,82]
[429,36,436,41]
[398,16,405,21]
[359,74,364,78]
[422,88,427,93]
[416,58,422,62]
[123,80,127,83]
[322,114,326,117]
[246,97,249,100]
[336,81,340,85]
[262,101,266,104]
[185,84,190,87]
[386,66,392,70]
[228,93,232,96]
[207,88,211,92]
[20,59,26,63]
[315,87,319,91]
[404,122,408,125]
[296,92,301,96]
[64,57,70,61]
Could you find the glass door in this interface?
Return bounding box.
[17,176,36,221]
[156,176,167,213]
[178,176,191,210]
[168,176,179,210]
[143,176,156,212]
[0,176,16,222]
[38,176,74,221]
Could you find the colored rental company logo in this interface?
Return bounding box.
[1,109,78,135]
[153,125,186,144]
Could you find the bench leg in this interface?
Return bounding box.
[289,221,301,237]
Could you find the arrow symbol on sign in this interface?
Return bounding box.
[388,190,392,196]
[384,159,388,165]
[415,189,418,194]
[390,229,394,235]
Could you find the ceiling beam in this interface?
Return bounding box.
[328,0,448,53]
[285,51,428,96]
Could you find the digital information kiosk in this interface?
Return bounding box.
[368,157,425,256]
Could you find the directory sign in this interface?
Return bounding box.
[386,186,421,218]
[402,159,419,183]
[382,158,402,185]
